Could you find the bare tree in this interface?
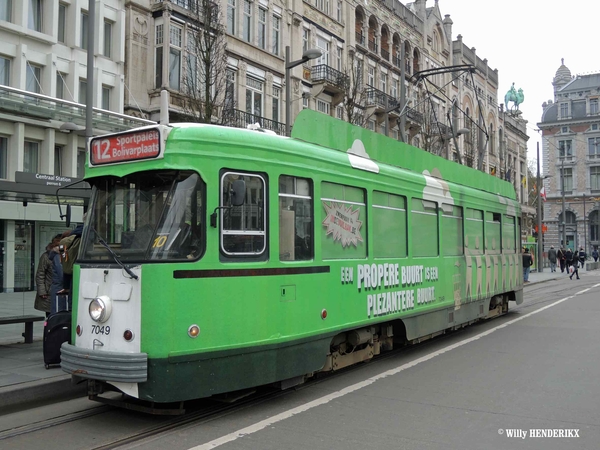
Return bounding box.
[337,51,369,127]
[179,0,231,124]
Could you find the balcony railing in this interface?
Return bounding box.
[381,48,390,61]
[311,65,349,91]
[406,108,423,124]
[223,108,285,135]
[0,85,154,133]
[365,86,398,110]
[368,38,378,54]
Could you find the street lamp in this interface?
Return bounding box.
[285,46,322,137]
[536,142,544,271]
[561,157,567,248]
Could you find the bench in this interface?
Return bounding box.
[0,315,46,343]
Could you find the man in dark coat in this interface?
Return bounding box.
[548,245,557,272]
[34,235,62,317]
[557,247,566,273]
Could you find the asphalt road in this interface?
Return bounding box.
[2,272,599,450]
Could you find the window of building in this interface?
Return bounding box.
[559,140,572,158]
[103,20,113,58]
[336,0,342,22]
[155,24,164,88]
[258,7,266,49]
[169,24,182,90]
[373,191,407,258]
[591,166,600,191]
[391,78,398,99]
[380,72,387,94]
[28,0,42,32]
[0,56,9,85]
[56,72,66,99]
[224,68,236,112]
[561,167,573,192]
[81,11,88,49]
[367,65,375,87]
[314,0,330,15]
[591,98,599,115]
[102,85,111,110]
[26,64,42,94]
[79,79,86,104]
[58,3,66,43]
[0,136,7,179]
[220,171,266,256]
[242,0,252,43]
[336,105,343,119]
[316,36,329,66]
[246,76,263,117]
[412,198,439,257]
[321,182,366,259]
[279,175,313,261]
[302,28,309,53]
[272,86,280,122]
[588,138,600,158]
[317,99,330,115]
[0,0,12,22]
[77,147,86,177]
[560,102,569,118]
[24,141,39,173]
[227,0,235,35]
[272,14,280,55]
[54,145,63,176]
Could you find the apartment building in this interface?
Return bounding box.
[539,60,600,253]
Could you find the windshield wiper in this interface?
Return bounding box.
[92,227,139,280]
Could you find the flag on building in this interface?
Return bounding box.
[540,187,547,202]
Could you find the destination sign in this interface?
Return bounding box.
[90,128,161,165]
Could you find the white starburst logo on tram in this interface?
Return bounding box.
[322,202,364,248]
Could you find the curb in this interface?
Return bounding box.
[0,374,87,413]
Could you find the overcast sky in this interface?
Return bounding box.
[440,0,600,169]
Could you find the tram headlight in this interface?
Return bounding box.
[89,296,112,323]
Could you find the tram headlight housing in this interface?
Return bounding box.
[89,296,112,323]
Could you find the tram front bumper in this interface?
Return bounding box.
[60,343,148,383]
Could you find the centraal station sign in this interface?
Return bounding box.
[15,172,83,187]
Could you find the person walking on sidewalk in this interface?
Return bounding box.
[570,252,581,280]
[565,248,574,275]
[557,246,566,273]
[593,248,599,262]
[578,246,587,269]
[548,245,557,272]
[522,247,533,283]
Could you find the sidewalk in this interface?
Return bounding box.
[0,291,85,412]
[0,271,566,412]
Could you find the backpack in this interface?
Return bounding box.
[59,235,81,275]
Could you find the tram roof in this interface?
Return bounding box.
[290,110,516,200]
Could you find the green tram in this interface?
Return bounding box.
[60,110,523,406]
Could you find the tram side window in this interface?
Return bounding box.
[221,171,266,256]
[441,204,464,256]
[321,182,366,260]
[411,198,438,257]
[279,175,313,261]
[485,212,502,254]
[503,215,516,252]
[372,191,407,258]
[465,208,484,255]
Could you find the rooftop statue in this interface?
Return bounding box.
[505,82,524,113]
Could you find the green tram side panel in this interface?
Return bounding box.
[291,110,517,201]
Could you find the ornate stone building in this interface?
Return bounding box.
[539,60,600,253]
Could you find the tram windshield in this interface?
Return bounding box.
[80,170,204,262]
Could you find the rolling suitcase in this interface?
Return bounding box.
[43,295,72,369]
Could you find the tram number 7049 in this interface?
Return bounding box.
[91,325,111,335]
